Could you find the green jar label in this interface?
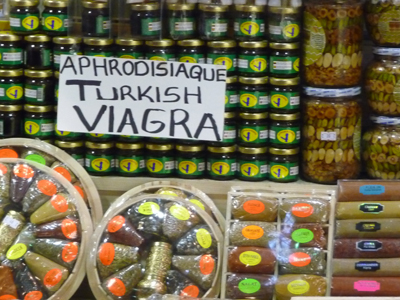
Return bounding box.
[0,83,23,102]
[95,15,110,34]
[169,17,195,36]
[146,53,176,62]
[269,126,300,145]
[238,55,268,74]
[117,52,144,60]
[72,154,84,166]
[234,19,265,37]
[268,162,299,181]
[222,125,237,143]
[239,91,269,110]
[270,56,300,75]
[207,158,236,177]
[178,54,205,64]
[86,133,113,140]
[238,278,261,294]
[204,18,228,37]
[270,91,300,110]
[269,21,300,41]
[25,84,46,103]
[85,154,114,173]
[85,51,113,58]
[0,48,23,66]
[24,118,54,137]
[238,160,268,179]
[10,14,40,31]
[55,82,59,102]
[118,135,142,141]
[25,154,46,165]
[146,157,175,174]
[42,14,69,32]
[55,124,83,138]
[117,156,145,174]
[291,228,314,243]
[225,90,238,109]
[141,18,161,36]
[239,126,268,144]
[207,54,236,72]
[176,158,205,176]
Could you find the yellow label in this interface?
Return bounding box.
[44,16,63,30]
[271,94,289,108]
[284,24,300,38]
[293,58,300,72]
[241,128,258,142]
[150,56,167,61]
[25,121,40,135]
[6,243,27,260]
[250,58,267,72]
[6,86,23,100]
[120,55,135,59]
[287,280,310,295]
[270,165,289,179]
[146,159,164,173]
[22,16,39,30]
[214,57,233,70]
[158,190,178,197]
[190,199,205,211]
[91,158,110,171]
[196,228,212,248]
[179,56,197,63]
[138,202,160,215]
[178,161,197,175]
[240,94,258,107]
[240,21,259,35]
[119,159,138,172]
[239,251,262,266]
[90,133,104,137]
[55,125,70,136]
[225,95,228,104]
[94,55,106,57]
[277,130,296,144]
[241,163,259,177]
[211,162,230,175]
[170,205,190,221]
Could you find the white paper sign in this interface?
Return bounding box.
[57,55,227,142]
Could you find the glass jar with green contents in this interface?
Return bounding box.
[268,147,299,182]
[24,104,54,139]
[0,104,22,138]
[207,40,237,76]
[270,77,300,113]
[53,36,82,70]
[24,34,52,70]
[0,69,24,104]
[239,112,269,146]
[199,4,229,41]
[116,142,145,177]
[239,76,269,112]
[234,5,266,41]
[0,33,23,69]
[145,39,176,61]
[115,39,144,60]
[269,112,301,148]
[177,39,205,64]
[82,0,110,38]
[42,0,69,36]
[9,0,40,35]
[225,76,238,112]
[209,111,237,146]
[268,6,301,42]
[85,141,115,176]
[25,69,54,105]
[146,143,175,177]
[269,42,300,78]
[55,140,85,166]
[238,146,268,181]
[238,41,268,77]
[176,144,206,179]
[54,71,59,103]
[84,38,114,57]
[86,132,114,143]
[130,2,161,40]
[168,3,196,41]
[117,134,143,143]
[207,145,237,180]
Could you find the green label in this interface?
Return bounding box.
[55,82,59,102]
[10,14,40,32]
[291,228,314,243]
[25,84,45,103]
[85,154,114,174]
[146,157,175,174]
[146,53,176,62]
[117,52,143,60]
[55,124,83,138]
[238,160,268,180]
[234,19,265,37]
[0,48,23,66]
[117,156,145,174]
[207,53,236,72]
[207,158,236,177]
[0,83,23,102]
[178,54,205,64]
[239,91,269,110]
[25,154,46,165]
[269,20,300,41]
[239,125,268,144]
[269,126,300,145]
[72,154,84,166]
[222,124,237,143]
[118,135,142,141]
[141,18,161,36]
[42,13,68,32]
[238,55,268,74]
[225,90,238,109]
[95,15,110,34]
[85,51,113,58]
[270,56,300,75]
[24,118,54,137]
[268,162,299,181]
[176,158,205,176]
[86,133,113,140]
[270,91,300,110]
[169,17,195,36]
[204,18,228,38]
[238,278,261,294]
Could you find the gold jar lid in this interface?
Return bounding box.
[199,4,228,12]
[168,3,195,10]
[115,38,143,46]
[225,111,236,119]
[146,39,175,47]
[82,0,108,9]
[269,147,299,155]
[177,39,204,47]
[25,34,51,43]
[116,142,144,150]
[226,76,237,84]
[0,33,21,42]
[270,42,300,50]
[268,6,300,14]
[235,4,264,12]
[53,36,82,44]
[239,41,268,48]
[207,40,236,48]
[207,145,236,153]
[10,0,39,6]
[55,140,84,148]
[131,2,160,11]
[24,104,53,113]
[270,77,300,86]
[85,141,114,149]
[0,104,22,112]
[240,112,268,120]
[146,144,174,151]
[84,38,114,46]
[0,69,23,77]
[239,146,267,154]
[25,69,53,78]
[239,76,268,85]
[44,0,68,7]
[270,112,300,121]
[176,145,205,152]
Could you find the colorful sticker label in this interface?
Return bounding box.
[303,12,326,66]
[239,91,269,110]
[178,54,205,64]
[190,199,205,210]
[289,252,311,267]
[360,185,385,195]
[234,19,265,37]
[292,203,314,218]
[238,55,268,74]
[242,225,264,239]
[108,216,125,233]
[61,219,77,239]
[196,228,212,248]
[357,240,382,252]
[10,14,40,31]
[99,243,115,266]
[25,153,45,165]
[24,119,54,137]
[270,91,300,110]
[287,280,310,295]
[291,228,314,243]
[268,162,299,181]
[239,251,262,266]
[85,155,114,174]
[106,278,126,297]
[62,242,78,263]
[24,291,43,300]
[177,158,205,177]
[170,205,190,220]
[0,48,23,66]
[199,254,215,275]
[238,160,268,179]
[207,158,236,177]
[269,20,300,41]
[13,164,34,179]
[243,200,265,214]
[42,14,68,32]
[270,56,300,75]
[169,17,195,36]
[207,54,236,72]
[6,243,27,260]
[138,202,160,215]
[51,194,68,212]
[0,83,23,102]
[117,156,145,174]
[354,280,381,292]
[55,124,83,138]
[238,278,261,294]
[221,125,237,144]
[180,285,200,297]
[37,180,57,196]
[43,269,62,288]
[359,203,384,214]
[239,126,268,145]
[356,222,381,232]
[355,261,380,272]
[269,126,300,145]
[225,89,239,109]
[146,157,175,174]
[141,18,161,36]
[204,19,228,37]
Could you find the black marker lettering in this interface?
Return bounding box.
[108,59,122,76]
[78,56,91,75]
[203,68,215,81]
[170,109,191,138]
[60,56,77,75]
[190,66,202,82]
[142,109,165,133]
[138,86,153,102]
[93,58,108,76]
[109,105,114,132]
[120,86,136,101]
[122,61,134,75]
[73,104,107,131]
[184,86,201,104]
[217,69,227,82]
[117,109,139,134]
[164,87,180,103]
[194,113,221,141]
[175,64,189,79]
[96,87,118,100]
[66,80,101,100]
[135,61,149,76]
[155,62,168,76]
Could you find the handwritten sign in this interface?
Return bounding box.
[57,55,227,141]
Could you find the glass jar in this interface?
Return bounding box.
[9,0,40,35]
[115,39,144,59]
[86,132,114,142]
[24,34,52,70]
[0,33,23,69]
[0,104,22,138]
[130,3,161,40]
[225,76,238,112]
[145,39,176,61]
[239,76,269,112]
[116,142,145,177]
[24,104,54,139]
[54,71,59,103]
[238,112,269,146]
[268,6,301,42]
[25,69,54,105]
[85,141,115,176]
[82,0,110,38]
[207,40,237,76]
[83,38,114,57]
[303,0,363,87]
[177,39,205,64]
[209,111,237,146]
[363,116,400,180]
[207,145,236,180]
[55,140,85,166]
[270,77,300,113]
[234,5,266,41]
[117,135,143,143]
[42,0,69,36]
[145,143,175,177]
[55,116,83,141]
[269,42,300,78]
[302,87,362,184]
[199,4,229,41]
[176,144,206,179]
[237,146,268,181]
[268,147,299,182]
[238,41,268,77]
[53,36,82,70]
[269,112,301,148]
[168,3,196,41]
[0,69,24,104]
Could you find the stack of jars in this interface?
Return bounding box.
[301,0,363,184]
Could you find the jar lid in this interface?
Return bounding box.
[226,76,237,84]
[207,145,236,153]
[146,143,174,151]
[55,71,60,78]
[176,145,205,152]
[239,41,268,48]
[44,0,68,7]
[270,112,300,121]
[0,33,21,42]
[207,40,236,48]
[269,147,299,155]
[0,69,23,77]
[373,47,400,56]
[82,0,108,9]
[85,141,114,149]
[239,146,268,154]
[53,36,82,44]
[268,6,300,14]
[270,77,300,86]
[146,39,175,47]
[84,38,114,46]
[371,116,400,125]
[168,3,195,10]
[239,76,268,85]
[131,2,160,11]
[240,112,268,120]
[235,4,264,12]
[10,0,39,6]
[116,142,144,150]
[24,104,53,113]
[177,39,204,47]
[116,38,143,46]
[199,4,228,12]
[55,140,84,148]
[25,69,53,78]
[270,42,300,50]
[303,86,361,97]
[225,111,236,119]
[0,104,22,112]
[25,34,51,42]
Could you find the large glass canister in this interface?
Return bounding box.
[302,87,362,184]
[363,116,400,180]
[302,0,363,87]
[365,47,400,117]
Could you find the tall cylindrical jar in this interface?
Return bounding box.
[302,0,363,87]
[301,87,362,184]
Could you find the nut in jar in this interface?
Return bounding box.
[302,87,362,184]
